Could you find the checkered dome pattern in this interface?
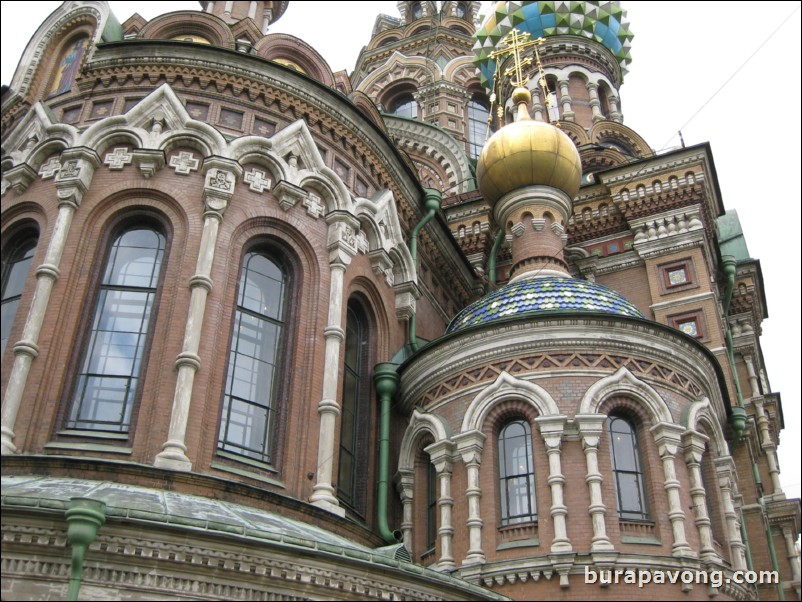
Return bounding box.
[473,1,634,87]
[447,275,642,332]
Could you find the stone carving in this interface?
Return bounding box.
[104,147,133,170]
[243,168,272,193]
[169,151,199,175]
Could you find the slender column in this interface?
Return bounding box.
[205,1,214,12]
[557,79,574,121]
[744,355,784,498]
[716,457,748,570]
[247,1,257,19]
[426,439,456,570]
[682,431,721,562]
[586,81,603,122]
[397,470,415,552]
[455,430,486,565]
[782,526,802,587]
[261,8,273,33]
[576,414,614,551]
[154,159,241,470]
[1,148,100,455]
[609,94,622,122]
[536,415,571,553]
[531,87,545,122]
[223,1,233,17]
[309,213,359,516]
[652,423,694,557]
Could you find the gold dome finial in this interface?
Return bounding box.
[477,28,582,204]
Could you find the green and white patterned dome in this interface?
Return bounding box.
[473,1,634,88]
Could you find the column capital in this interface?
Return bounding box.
[326,212,361,266]
[3,163,37,194]
[454,430,486,464]
[575,413,607,448]
[424,439,457,474]
[55,146,102,208]
[535,414,568,449]
[650,422,685,457]
[201,156,243,216]
[681,429,710,463]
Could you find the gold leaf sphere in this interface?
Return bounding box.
[477,119,583,204]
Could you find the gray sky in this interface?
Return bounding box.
[2,1,800,500]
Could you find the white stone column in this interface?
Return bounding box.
[609,94,622,122]
[1,148,100,455]
[247,1,257,19]
[223,1,233,17]
[426,439,456,570]
[682,431,721,562]
[397,470,415,552]
[309,213,359,517]
[536,415,571,553]
[744,355,784,498]
[154,159,241,471]
[557,79,574,121]
[205,1,214,12]
[652,422,695,557]
[576,414,614,551]
[454,430,486,565]
[716,457,748,570]
[531,87,545,122]
[782,526,802,588]
[586,81,603,122]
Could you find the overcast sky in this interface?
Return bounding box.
[1,1,800,500]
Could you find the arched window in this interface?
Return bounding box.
[411,2,423,20]
[337,302,371,513]
[426,455,437,550]
[498,419,537,525]
[607,415,649,520]
[467,97,490,159]
[67,226,165,432]
[218,251,288,463]
[1,231,38,357]
[391,94,418,119]
[454,2,467,18]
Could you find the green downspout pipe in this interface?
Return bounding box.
[721,255,746,440]
[761,499,786,601]
[65,497,106,601]
[740,514,754,571]
[374,362,403,542]
[486,228,505,292]
[408,189,442,353]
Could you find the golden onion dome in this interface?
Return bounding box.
[477,90,583,204]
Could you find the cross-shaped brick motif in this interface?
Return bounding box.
[39,157,61,179]
[355,230,369,254]
[169,151,199,175]
[244,168,272,193]
[104,147,133,170]
[303,192,325,218]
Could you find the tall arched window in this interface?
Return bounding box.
[67,227,165,432]
[426,456,437,550]
[467,97,490,159]
[390,94,418,119]
[1,231,38,358]
[218,251,288,464]
[498,419,537,525]
[607,415,649,520]
[337,302,371,514]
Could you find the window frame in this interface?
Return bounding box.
[607,414,650,522]
[658,257,699,294]
[497,418,538,526]
[64,221,167,435]
[336,300,373,518]
[1,228,39,360]
[216,248,291,467]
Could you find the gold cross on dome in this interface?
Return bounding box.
[489,28,544,88]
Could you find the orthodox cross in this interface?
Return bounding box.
[488,28,542,89]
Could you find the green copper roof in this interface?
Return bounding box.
[473,1,634,87]
[717,209,751,261]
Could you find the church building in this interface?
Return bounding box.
[1,1,799,600]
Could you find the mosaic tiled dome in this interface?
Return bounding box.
[447,275,642,333]
[473,1,634,87]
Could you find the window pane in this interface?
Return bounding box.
[1,236,38,357]
[68,227,164,432]
[218,252,286,464]
[499,420,537,524]
[608,416,648,520]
